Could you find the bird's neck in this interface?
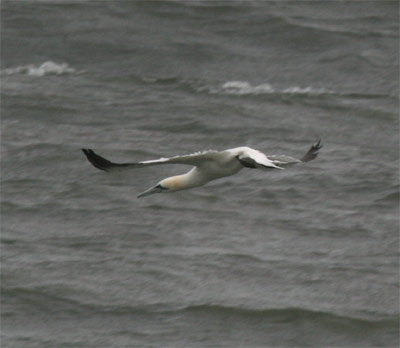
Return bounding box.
[163,168,207,192]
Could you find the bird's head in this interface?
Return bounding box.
[137,183,168,198]
[137,176,183,198]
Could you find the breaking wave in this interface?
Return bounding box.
[136,75,334,97]
[2,61,76,76]
[190,80,390,99]
[208,80,333,96]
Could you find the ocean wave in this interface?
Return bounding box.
[132,75,331,97]
[202,80,333,97]
[5,284,397,327]
[136,75,393,100]
[283,17,397,38]
[194,80,394,99]
[2,61,76,77]
[176,304,398,324]
[99,302,399,327]
[374,190,400,205]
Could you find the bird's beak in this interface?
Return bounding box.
[137,185,164,198]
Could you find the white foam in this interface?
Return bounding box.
[2,61,76,77]
[207,80,333,96]
[221,81,275,95]
[282,86,331,95]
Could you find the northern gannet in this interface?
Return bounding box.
[82,140,322,198]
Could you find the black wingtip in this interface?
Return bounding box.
[300,139,323,163]
[313,138,323,151]
[81,148,111,171]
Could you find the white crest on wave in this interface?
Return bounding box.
[201,80,333,96]
[282,86,331,95]
[221,81,275,95]
[2,61,76,77]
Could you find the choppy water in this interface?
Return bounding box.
[1,1,399,347]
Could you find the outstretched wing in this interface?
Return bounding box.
[236,148,283,169]
[82,148,219,172]
[267,139,323,167]
[299,139,322,162]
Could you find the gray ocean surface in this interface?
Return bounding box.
[1,1,399,347]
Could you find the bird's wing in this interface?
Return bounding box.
[82,149,219,172]
[267,154,301,165]
[267,139,323,167]
[299,139,322,162]
[237,148,283,169]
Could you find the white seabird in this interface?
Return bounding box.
[82,140,322,198]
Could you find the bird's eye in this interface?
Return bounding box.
[156,184,167,190]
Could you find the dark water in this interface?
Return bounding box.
[1,1,399,347]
